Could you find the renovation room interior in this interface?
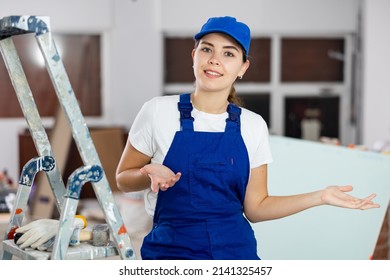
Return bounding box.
[0,0,389,261]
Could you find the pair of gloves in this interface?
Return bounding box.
[14,215,87,251]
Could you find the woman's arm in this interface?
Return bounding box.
[116,141,181,193]
[116,141,152,192]
[243,165,380,223]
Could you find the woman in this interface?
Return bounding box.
[116,16,379,260]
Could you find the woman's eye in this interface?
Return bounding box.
[201,47,211,52]
[225,51,234,57]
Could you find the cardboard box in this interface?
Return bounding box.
[19,124,127,218]
[90,127,125,193]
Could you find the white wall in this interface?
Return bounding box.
[362,0,390,148]
[0,0,388,184]
[161,0,358,34]
[0,0,112,32]
[109,0,162,127]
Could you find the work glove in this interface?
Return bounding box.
[15,215,87,250]
[15,219,59,249]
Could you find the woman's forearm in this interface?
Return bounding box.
[246,190,324,223]
[116,168,151,193]
[116,141,153,193]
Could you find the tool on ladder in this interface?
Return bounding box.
[0,15,135,260]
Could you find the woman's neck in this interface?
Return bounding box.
[191,91,229,114]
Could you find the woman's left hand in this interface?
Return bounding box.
[321,185,380,210]
[140,163,181,193]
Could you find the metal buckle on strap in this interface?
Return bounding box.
[178,102,194,120]
[227,104,241,124]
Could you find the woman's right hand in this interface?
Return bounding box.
[140,163,181,193]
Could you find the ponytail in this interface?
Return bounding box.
[228,86,243,107]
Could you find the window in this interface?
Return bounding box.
[284,96,339,140]
[239,93,271,126]
[0,33,101,118]
[281,38,344,82]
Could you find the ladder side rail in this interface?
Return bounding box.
[51,165,103,260]
[1,156,55,260]
[0,37,66,210]
[36,32,135,260]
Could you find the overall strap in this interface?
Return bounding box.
[225,103,241,132]
[178,93,194,131]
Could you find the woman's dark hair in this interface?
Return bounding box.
[228,86,243,107]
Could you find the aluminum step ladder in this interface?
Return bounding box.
[0,15,135,260]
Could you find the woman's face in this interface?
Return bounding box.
[192,33,249,94]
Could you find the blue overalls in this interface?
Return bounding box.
[140,93,259,260]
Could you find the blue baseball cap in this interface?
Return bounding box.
[194,16,251,55]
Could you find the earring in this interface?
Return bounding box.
[238,75,243,80]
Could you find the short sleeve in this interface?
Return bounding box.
[128,98,156,157]
[240,109,273,169]
[251,121,273,168]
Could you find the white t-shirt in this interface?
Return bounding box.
[129,95,273,216]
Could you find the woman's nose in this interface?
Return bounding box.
[208,54,220,65]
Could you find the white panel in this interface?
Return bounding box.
[252,136,390,259]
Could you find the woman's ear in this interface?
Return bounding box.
[239,59,250,77]
[191,49,195,60]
